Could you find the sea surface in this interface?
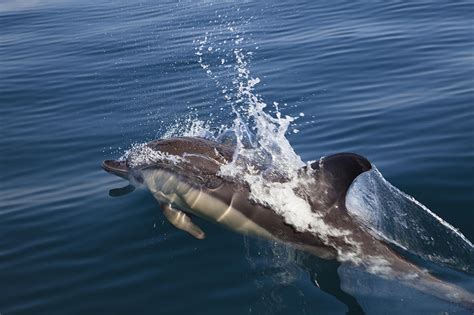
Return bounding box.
[1,1,473,314]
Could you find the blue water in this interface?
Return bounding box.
[1,1,473,314]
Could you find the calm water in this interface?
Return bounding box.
[1,1,473,314]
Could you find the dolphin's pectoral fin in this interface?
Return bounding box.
[307,258,365,315]
[109,184,135,197]
[162,204,206,240]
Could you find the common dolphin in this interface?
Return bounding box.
[102,136,474,310]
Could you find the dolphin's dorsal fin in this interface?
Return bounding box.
[308,153,372,210]
[162,204,206,239]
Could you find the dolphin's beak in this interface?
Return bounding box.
[101,160,129,180]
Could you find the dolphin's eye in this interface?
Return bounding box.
[205,176,223,189]
[134,173,144,184]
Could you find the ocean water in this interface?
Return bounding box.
[1,1,473,314]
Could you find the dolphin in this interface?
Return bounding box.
[102,136,474,310]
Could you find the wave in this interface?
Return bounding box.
[346,167,474,273]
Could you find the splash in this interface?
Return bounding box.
[120,142,186,169]
[118,17,473,275]
[162,117,214,139]
[192,28,370,264]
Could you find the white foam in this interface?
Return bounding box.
[121,143,186,168]
[365,256,393,275]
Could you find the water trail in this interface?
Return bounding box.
[346,167,474,273]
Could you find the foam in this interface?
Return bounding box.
[121,143,186,168]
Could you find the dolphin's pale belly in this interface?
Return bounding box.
[142,169,275,240]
